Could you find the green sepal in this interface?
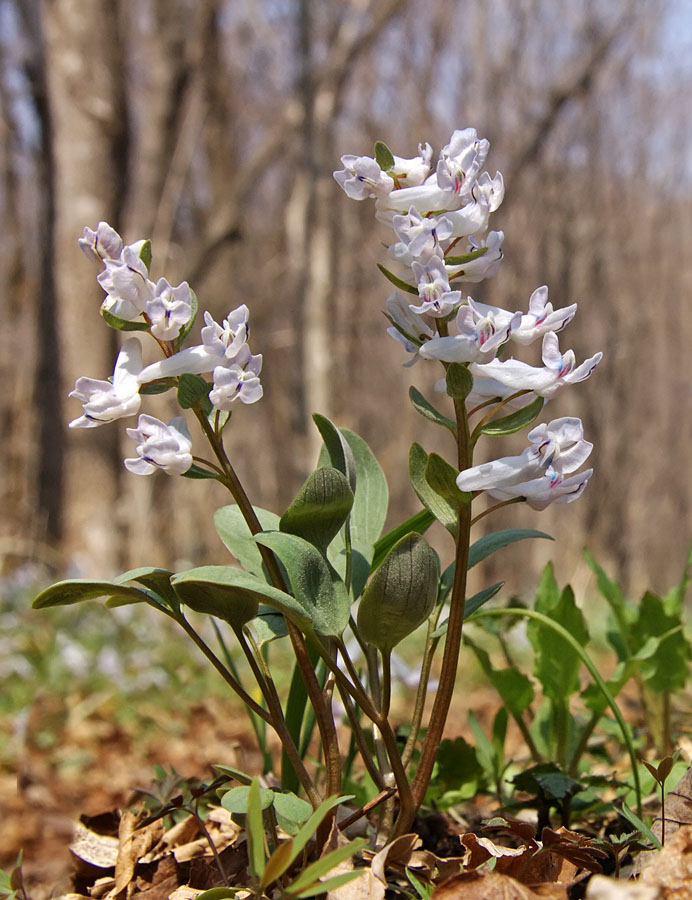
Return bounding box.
[139,378,177,395]
[254,532,350,636]
[33,579,152,609]
[409,443,457,535]
[376,263,418,296]
[408,386,457,434]
[175,287,199,347]
[424,453,470,508]
[138,239,152,269]
[280,467,354,553]
[371,508,434,571]
[374,140,395,170]
[181,464,220,480]
[468,528,553,568]
[477,396,544,437]
[100,306,151,332]
[445,363,473,400]
[177,373,211,410]
[170,566,312,631]
[357,533,439,653]
[444,246,488,266]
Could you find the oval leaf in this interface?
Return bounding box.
[408,386,457,434]
[445,364,473,400]
[280,467,354,553]
[374,140,395,170]
[424,452,470,508]
[214,505,281,577]
[468,528,553,568]
[100,306,151,332]
[313,414,357,491]
[478,396,545,437]
[409,443,457,535]
[221,783,274,814]
[33,579,152,609]
[177,373,210,409]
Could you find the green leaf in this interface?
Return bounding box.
[424,453,470,508]
[512,763,584,802]
[477,396,545,437]
[371,509,434,571]
[290,871,365,899]
[618,803,662,850]
[100,306,151,332]
[181,464,220,480]
[245,779,267,879]
[254,532,350,636]
[170,566,311,631]
[631,592,691,693]
[214,505,281,577]
[357,533,439,652]
[339,428,389,548]
[427,737,482,803]
[444,246,488,266]
[221,783,274,814]
[287,795,355,866]
[445,363,473,400]
[33,579,152,609]
[177,373,211,409]
[409,443,457,535]
[176,287,199,346]
[249,605,289,646]
[528,582,588,702]
[212,764,252,785]
[261,838,296,890]
[112,567,179,612]
[313,414,357,491]
[374,140,395,170]
[467,639,534,718]
[377,263,418,296]
[138,239,152,269]
[280,467,354,553]
[468,528,553,568]
[194,889,237,900]
[408,386,457,434]
[139,378,177,395]
[284,838,368,897]
[272,792,313,833]
[465,582,504,618]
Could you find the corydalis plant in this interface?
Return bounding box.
[35,128,601,850]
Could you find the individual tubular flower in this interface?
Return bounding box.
[69,338,143,428]
[391,142,433,186]
[436,128,490,199]
[392,208,453,262]
[385,292,435,366]
[137,305,250,382]
[124,415,193,476]
[420,299,521,364]
[410,255,461,317]
[146,278,193,341]
[470,286,576,347]
[485,468,594,510]
[209,347,263,409]
[98,246,155,320]
[78,221,123,263]
[470,331,602,399]
[333,155,394,200]
[456,417,592,492]
[446,231,504,283]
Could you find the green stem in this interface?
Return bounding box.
[471,608,643,816]
[469,390,530,442]
[402,627,441,769]
[471,496,524,525]
[569,708,601,775]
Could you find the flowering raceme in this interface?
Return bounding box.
[334,127,601,512]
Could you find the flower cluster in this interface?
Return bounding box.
[70,223,263,476]
[334,129,601,509]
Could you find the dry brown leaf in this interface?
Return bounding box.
[585,875,661,900]
[431,870,569,899]
[460,832,563,885]
[652,763,692,845]
[639,824,692,898]
[407,848,466,883]
[70,821,119,870]
[370,833,421,885]
[107,811,164,900]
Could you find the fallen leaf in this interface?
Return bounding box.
[652,762,692,845]
[370,833,421,885]
[585,875,660,900]
[70,821,119,870]
[639,824,692,898]
[431,870,568,899]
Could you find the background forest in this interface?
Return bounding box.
[1,0,691,596]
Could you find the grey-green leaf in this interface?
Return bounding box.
[280,467,354,553]
[341,428,389,547]
[357,533,439,652]
[100,306,151,332]
[374,140,395,170]
[33,579,152,609]
[214,505,281,577]
[177,373,210,409]
[254,532,350,636]
[477,396,544,437]
[376,263,418,296]
[424,452,470,508]
[443,246,488,266]
[313,414,357,491]
[468,528,553,568]
[445,364,473,400]
[409,443,457,535]
[409,386,457,434]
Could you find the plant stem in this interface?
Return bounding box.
[471,497,524,525]
[402,628,441,769]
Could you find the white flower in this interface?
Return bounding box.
[98,246,155,320]
[446,231,504,283]
[471,331,602,399]
[333,155,394,200]
[470,286,576,347]
[124,415,193,476]
[475,171,505,213]
[420,299,521,364]
[486,468,594,510]
[410,255,461,317]
[392,207,453,262]
[146,278,193,341]
[138,305,250,382]
[78,222,123,263]
[391,142,433,186]
[435,128,490,199]
[209,347,263,409]
[69,338,143,428]
[444,197,492,240]
[385,292,435,366]
[456,417,592,492]
[375,182,458,222]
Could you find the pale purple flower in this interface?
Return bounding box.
[475,171,505,213]
[410,255,461,317]
[436,128,490,200]
[393,207,453,262]
[137,305,250,382]
[444,198,491,240]
[334,155,394,200]
[78,222,123,263]
[146,278,193,341]
[420,299,521,364]
[391,143,433,186]
[446,231,504,283]
[69,338,143,428]
[98,246,155,320]
[470,286,576,347]
[486,468,594,510]
[456,417,592,492]
[385,292,435,366]
[209,347,263,409]
[471,331,602,399]
[124,415,193,476]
